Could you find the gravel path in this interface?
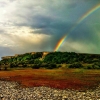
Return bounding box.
[0,81,100,100]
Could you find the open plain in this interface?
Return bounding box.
[0,68,100,99]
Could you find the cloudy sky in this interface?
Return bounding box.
[0,0,100,58]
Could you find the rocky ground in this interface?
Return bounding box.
[0,80,100,100]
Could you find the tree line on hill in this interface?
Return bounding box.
[0,52,100,69]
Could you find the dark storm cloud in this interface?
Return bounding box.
[12,0,84,36]
[12,0,99,38]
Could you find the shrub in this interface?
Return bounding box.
[4,66,7,70]
[85,65,93,69]
[22,64,27,68]
[68,63,83,68]
[10,63,18,68]
[31,64,40,69]
[85,64,100,69]
[92,64,100,69]
[57,64,62,68]
[45,63,57,69]
[39,63,48,68]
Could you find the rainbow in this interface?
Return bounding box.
[54,4,100,51]
[54,34,67,51]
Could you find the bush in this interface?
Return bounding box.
[48,64,57,69]
[44,63,57,69]
[22,64,27,68]
[68,63,83,68]
[92,64,100,69]
[10,63,18,68]
[31,64,40,69]
[85,64,100,69]
[4,66,7,70]
[39,63,48,68]
[85,65,93,69]
[57,64,62,68]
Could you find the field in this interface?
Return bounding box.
[0,68,100,91]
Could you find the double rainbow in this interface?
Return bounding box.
[54,4,100,51]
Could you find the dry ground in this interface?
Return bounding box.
[0,68,100,91]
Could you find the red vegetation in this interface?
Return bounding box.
[0,69,100,91]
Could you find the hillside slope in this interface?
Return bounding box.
[0,52,100,69]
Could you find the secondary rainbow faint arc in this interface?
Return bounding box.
[54,4,100,51]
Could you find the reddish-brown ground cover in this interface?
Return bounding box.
[0,68,100,91]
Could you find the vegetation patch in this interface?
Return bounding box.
[1,52,100,69]
[0,69,100,91]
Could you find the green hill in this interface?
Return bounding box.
[0,51,100,70]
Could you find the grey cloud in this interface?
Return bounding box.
[11,0,80,35]
[0,29,5,34]
[0,2,7,7]
[0,46,15,59]
[11,0,98,37]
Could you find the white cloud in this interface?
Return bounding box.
[0,26,51,47]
